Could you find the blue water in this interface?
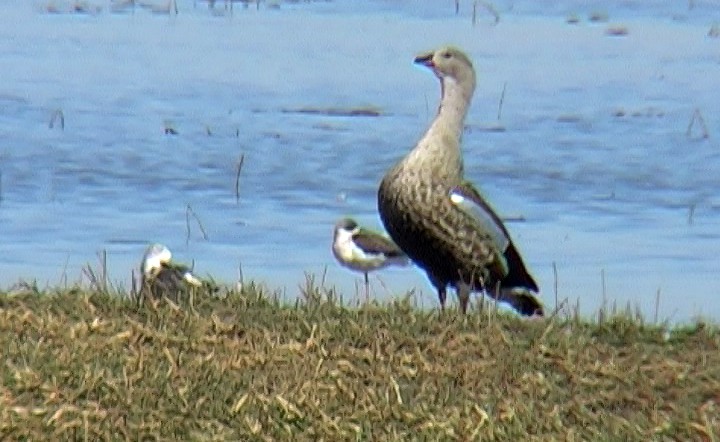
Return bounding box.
[2,0,719,322]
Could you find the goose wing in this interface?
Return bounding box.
[450,181,510,255]
[450,180,539,294]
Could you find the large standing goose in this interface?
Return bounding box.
[377,46,543,316]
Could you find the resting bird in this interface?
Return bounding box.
[377,46,543,316]
[332,218,409,300]
[140,243,203,302]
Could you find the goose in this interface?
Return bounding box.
[377,46,543,316]
[332,218,408,301]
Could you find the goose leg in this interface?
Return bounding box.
[457,282,471,314]
[437,286,447,311]
[429,273,448,311]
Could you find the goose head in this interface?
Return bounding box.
[414,46,476,100]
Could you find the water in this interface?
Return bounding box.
[1,0,719,322]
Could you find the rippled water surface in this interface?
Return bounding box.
[2,0,719,321]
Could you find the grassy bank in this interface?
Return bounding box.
[0,279,718,440]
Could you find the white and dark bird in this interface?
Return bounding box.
[140,243,203,302]
[332,218,408,300]
[377,46,543,316]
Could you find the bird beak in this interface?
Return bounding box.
[414,51,434,68]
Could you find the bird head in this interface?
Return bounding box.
[414,46,476,91]
[141,243,172,278]
[334,218,359,237]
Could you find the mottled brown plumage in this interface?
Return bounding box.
[139,243,203,303]
[377,46,543,316]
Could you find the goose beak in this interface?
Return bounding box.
[414,52,434,68]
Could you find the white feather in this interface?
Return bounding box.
[142,243,172,277]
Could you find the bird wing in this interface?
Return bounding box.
[145,265,187,296]
[449,180,510,254]
[450,180,539,294]
[164,261,203,287]
[352,230,406,258]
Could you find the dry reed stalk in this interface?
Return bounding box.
[59,255,70,289]
[688,203,696,225]
[99,249,107,291]
[49,109,65,130]
[497,81,507,120]
[686,108,709,139]
[473,1,500,26]
[185,204,209,245]
[81,249,108,292]
[598,268,607,324]
[235,153,245,205]
[552,261,558,311]
[236,263,244,292]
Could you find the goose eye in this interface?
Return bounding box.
[442,51,452,59]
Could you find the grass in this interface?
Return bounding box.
[0,278,718,440]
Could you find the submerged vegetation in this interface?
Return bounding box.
[0,278,718,440]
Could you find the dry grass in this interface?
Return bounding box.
[0,279,718,440]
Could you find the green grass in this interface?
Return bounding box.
[0,278,718,441]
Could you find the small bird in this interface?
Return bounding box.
[139,243,203,303]
[332,218,409,301]
[378,46,543,316]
